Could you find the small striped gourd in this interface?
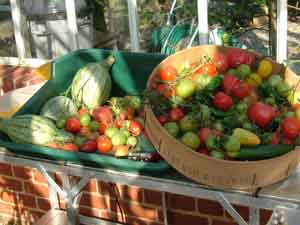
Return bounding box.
[0,115,74,146]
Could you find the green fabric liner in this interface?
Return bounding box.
[0,49,170,175]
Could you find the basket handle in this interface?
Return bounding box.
[166,0,177,25]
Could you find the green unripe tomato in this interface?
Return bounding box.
[120,129,131,138]
[164,122,180,137]
[56,118,66,129]
[268,74,282,87]
[181,132,200,150]
[175,79,196,98]
[111,132,127,146]
[89,121,99,132]
[242,122,254,131]
[236,102,248,113]
[127,136,138,147]
[206,135,219,151]
[276,82,291,97]
[179,115,198,132]
[213,121,224,132]
[264,97,276,106]
[80,114,91,126]
[223,135,240,152]
[74,136,87,147]
[226,68,239,76]
[209,150,224,160]
[237,64,251,79]
[282,111,295,118]
[105,127,119,139]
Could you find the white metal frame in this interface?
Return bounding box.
[1,0,289,65]
[0,148,299,225]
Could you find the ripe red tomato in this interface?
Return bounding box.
[271,132,280,145]
[92,106,113,126]
[65,117,81,133]
[282,137,295,145]
[226,48,247,68]
[158,114,169,125]
[213,92,233,111]
[61,143,79,152]
[169,108,185,122]
[114,117,124,128]
[281,117,300,139]
[195,63,217,77]
[248,102,275,128]
[222,75,241,94]
[98,122,107,135]
[124,107,135,120]
[78,107,89,117]
[156,83,175,98]
[198,128,213,144]
[231,82,252,100]
[97,135,112,153]
[197,148,209,155]
[129,120,143,136]
[213,52,229,73]
[81,140,98,153]
[244,52,256,66]
[159,65,177,81]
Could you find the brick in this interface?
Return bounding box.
[0,202,15,216]
[168,193,195,211]
[100,211,124,223]
[98,181,115,197]
[197,198,223,216]
[83,179,98,193]
[79,193,107,210]
[260,209,273,225]
[37,198,51,211]
[0,65,14,77]
[0,191,16,204]
[0,176,23,192]
[144,189,162,206]
[124,216,149,225]
[167,210,209,225]
[0,163,12,176]
[55,173,63,187]
[2,77,13,92]
[111,200,158,221]
[79,206,101,218]
[212,219,238,225]
[18,193,37,209]
[225,204,249,221]
[24,181,49,198]
[116,184,143,202]
[32,170,47,184]
[13,166,32,180]
[8,67,31,79]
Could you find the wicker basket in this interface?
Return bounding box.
[145,45,300,190]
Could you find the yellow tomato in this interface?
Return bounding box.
[246,73,262,87]
[257,59,273,79]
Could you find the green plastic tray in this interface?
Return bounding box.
[0,49,170,175]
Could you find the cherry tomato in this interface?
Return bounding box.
[226,48,247,68]
[61,143,79,152]
[282,137,294,145]
[114,117,124,128]
[80,113,91,126]
[248,102,275,128]
[158,114,169,125]
[79,126,92,138]
[195,63,217,77]
[81,140,98,153]
[281,117,300,139]
[97,135,112,153]
[231,82,252,100]
[257,59,273,79]
[124,107,135,120]
[197,148,209,155]
[213,52,228,73]
[156,83,175,98]
[129,120,143,136]
[169,108,185,122]
[213,92,233,111]
[78,107,89,117]
[175,79,196,98]
[92,106,113,126]
[222,75,241,94]
[65,117,81,133]
[271,132,280,145]
[181,132,200,150]
[98,122,107,135]
[159,65,177,81]
[198,128,213,144]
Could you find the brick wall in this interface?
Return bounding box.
[0,163,273,225]
[0,65,45,95]
[0,66,273,225]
